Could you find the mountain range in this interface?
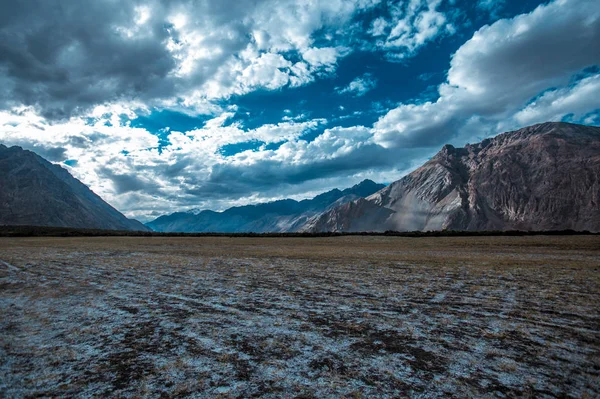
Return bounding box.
[0,144,148,231]
[146,179,385,232]
[1,122,599,233]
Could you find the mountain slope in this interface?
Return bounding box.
[0,145,148,231]
[306,122,600,232]
[146,179,385,232]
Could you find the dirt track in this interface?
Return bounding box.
[1,236,599,398]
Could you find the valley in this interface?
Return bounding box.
[1,236,599,397]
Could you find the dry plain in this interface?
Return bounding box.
[1,235,599,398]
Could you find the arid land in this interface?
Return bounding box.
[1,236,599,398]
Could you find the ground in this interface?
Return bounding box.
[1,235,599,398]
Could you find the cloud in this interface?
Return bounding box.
[191,125,403,198]
[0,0,381,119]
[0,1,177,119]
[369,0,455,59]
[513,74,600,126]
[302,47,348,69]
[477,0,506,19]
[240,53,296,91]
[336,73,378,96]
[97,166,164,196]
[373,0,600,148]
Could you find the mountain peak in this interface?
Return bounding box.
[343,179,386,197]
[185,208,203,215]
[357,178,376,185]
[352,179,378,188]
[492,121,598,143]
[433,122,600,162]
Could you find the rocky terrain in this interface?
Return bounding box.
[146,179,384,233]
[0,145,148,231]
[307,122,600,232]
[1,235,599,397]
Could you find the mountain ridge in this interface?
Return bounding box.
[146,179,385,232]
[0,144,149,231]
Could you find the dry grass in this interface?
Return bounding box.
[1,236,599,398]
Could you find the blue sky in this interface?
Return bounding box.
[0,0,599,221]
[130,0,551,151]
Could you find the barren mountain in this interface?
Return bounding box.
[306,122,600,232]
[146,179,385,233]
[0,145,148,231]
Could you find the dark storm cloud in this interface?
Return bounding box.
[97,165,164,195]
[0,0,181,119]
[0,0,274,119]
[30,145,68,162]
[0,0,374,120]
[183,143,408,199]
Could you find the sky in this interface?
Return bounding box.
[0,0,599,222]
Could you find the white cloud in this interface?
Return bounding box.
[240,53,293,90]
[0,0,384,118]
[302,47,346,68]
[371,0,454,59]
[0,0,458,118]
[0,106,338,220]
[369,17,389,36]
[514,74,600,126]
[373,0,600,148]
[337,73,378,97]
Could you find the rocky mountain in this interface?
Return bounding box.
[0,144,148,231]
[146,179,385,232]
[306,122,600,232]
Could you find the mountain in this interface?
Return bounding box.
[146,179,385,232]
[0,145,149,231]
[305,122,600,232]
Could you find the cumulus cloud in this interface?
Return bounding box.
[336,73,378,96]
[0,0,378,119]
[513,74,600,126]
[373,0,600,148]
[369,0,455,59]
[302,47,348,68]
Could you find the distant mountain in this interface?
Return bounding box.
[0,145,148,231]
[146,179,385,232]
[306,122,600,232]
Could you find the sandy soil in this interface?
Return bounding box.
[1,236,599,398]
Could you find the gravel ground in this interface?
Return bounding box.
[1,236,599,398]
